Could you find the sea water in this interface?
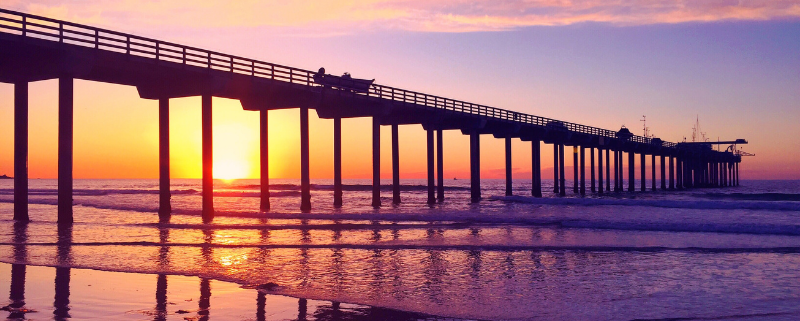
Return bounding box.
[1,178,799,320]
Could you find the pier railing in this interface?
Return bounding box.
[0,8,675,148]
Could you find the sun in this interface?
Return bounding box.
[214,159,249,182]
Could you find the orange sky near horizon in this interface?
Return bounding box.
[0,79,550,180]
[0,78,794,181]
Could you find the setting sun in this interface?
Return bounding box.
[213,159,249,181]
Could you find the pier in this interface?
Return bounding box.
[0,8,745,224]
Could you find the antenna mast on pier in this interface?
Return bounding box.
[640,115,650,138]
[691,115,707,142]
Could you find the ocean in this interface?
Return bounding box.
[1,178,800,320]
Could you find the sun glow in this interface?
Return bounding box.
[214,159,249,181]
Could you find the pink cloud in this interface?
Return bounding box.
[2,0,799,34]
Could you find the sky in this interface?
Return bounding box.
[0,0,799,180]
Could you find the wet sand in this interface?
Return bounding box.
[0,263,465,321]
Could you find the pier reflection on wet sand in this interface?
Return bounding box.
[2,220,465,320]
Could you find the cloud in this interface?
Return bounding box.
[2,0,799,34]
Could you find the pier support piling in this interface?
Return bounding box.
[613,150,619,192]
[531,139,542,197]
[660,155,666,190]
[725,162,729,187]
[333,117,342,207]
[201,95,214,222]
[159,98,171,220]
[437,130,444,202]
[598,148,604,194]
[553,144,559,194]
[470,130,481,202]
[730,163,734,187]
[58,76,74,224]
[427,129,435,205]
[605,149,610,192]
[393,124,401,204]
[260,109,270,211]
[579,146,586,195]
[641,153,646,192]
[724,162,728,186]
[300,106,311,212]
[505,137,512,196]
[14,81,29,222]
[590,148,595,193]
[722,162,732,187]
[628,152,635,192]
[652,154,656,191]
[559,144,566,196]
[573,147,578,194]
[669,156,674,189]
[721,162,725,187]
[371,117,381,208]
